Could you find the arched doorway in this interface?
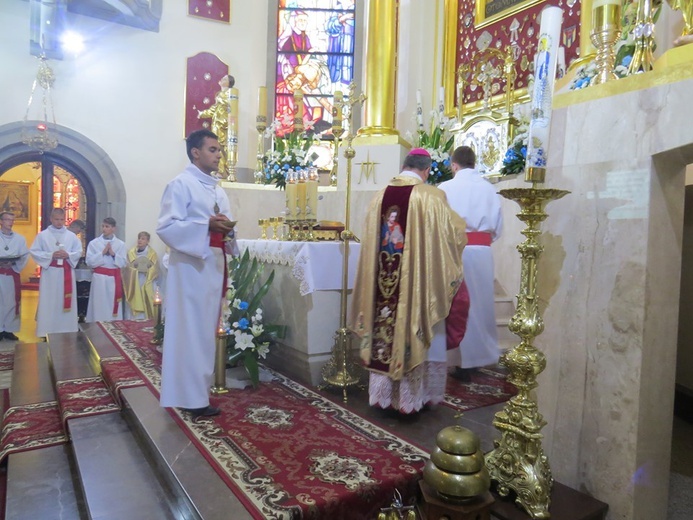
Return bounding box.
[0,121,127,300]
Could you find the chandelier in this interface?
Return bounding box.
[21,55,58,153]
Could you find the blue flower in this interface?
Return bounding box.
[238,318,249,330]
[520,146,527,157]
[273,164,279,171]
[622,55,632,67]
[282,164,290,170]
[239,301,249,310]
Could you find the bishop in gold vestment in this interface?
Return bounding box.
[350,149,469,414]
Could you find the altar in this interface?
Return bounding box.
[236,239,361,386]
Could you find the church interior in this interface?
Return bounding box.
[1,0,693,518]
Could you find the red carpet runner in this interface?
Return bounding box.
[443,366,518,412]
[98,320,428,519]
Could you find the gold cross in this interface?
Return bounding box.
[356,151,379,184]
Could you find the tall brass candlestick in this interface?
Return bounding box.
[211,323,229,395]
[331,91,344,187]
[321,82,366,402]
[485,186,569,519]
[254,115,267,184]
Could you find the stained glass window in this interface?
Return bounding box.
[275,0,356,145]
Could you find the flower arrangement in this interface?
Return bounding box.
[416,121,455,185]
[499,119,529,176]
[222,250,285,388]
[263,117,319,190]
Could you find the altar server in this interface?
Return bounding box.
[30,207,82,337]
[85,217,127,322]
[0,212,29,340]
[157,129,237,418]
[122,231,160,320]
[350,148,469,414]
[438,146,503,378]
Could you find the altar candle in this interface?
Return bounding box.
[525,6,563,178]
[592,0,621,29]
[416,89,424,129]
[438,86,445,112]
[293,90,304,131]
[297,176,307,220]
[257,86,267,121]
[286,176,298,220]
[306,170,319,220]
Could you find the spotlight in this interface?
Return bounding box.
[60,31,84,55]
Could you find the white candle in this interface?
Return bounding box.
[525,6,563,175]
[416,89,424,129]
[416,89,422,105]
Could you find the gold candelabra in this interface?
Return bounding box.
[485,167,569,519]
[211,324,229,395]
[628,0,656,74]
[254,115,267,184]
[590,0,622,86]
[321,83,366,402]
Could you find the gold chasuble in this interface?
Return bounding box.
[122,247,159,319]
[351,174,467,381]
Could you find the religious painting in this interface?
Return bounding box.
[0,182,30,222]
[188,0,230,23]
[475,0,545,29]
[275,0,356,137]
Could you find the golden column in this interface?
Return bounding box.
[442,0,459,118]
[358,0,398,137]
[569,0,597,71]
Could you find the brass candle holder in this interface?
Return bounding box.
[258,218,270,240]
[254,115,267,184]
[321,83,366,402]
[628,0,656,74]
[211,325,229,395]
[485,185,569,519]
[269,217,278,240]
[151,295,163,345]
[590,0,622,86]
[331,92,345,187]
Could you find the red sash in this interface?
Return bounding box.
[210,232,228,299]
[466,232,492,246]
[0,267,21,315]
[48,259,73,311]
[446,279,470,350]
[93,267,123,316]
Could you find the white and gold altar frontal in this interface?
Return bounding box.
[217,1,693,519]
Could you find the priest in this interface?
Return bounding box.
[122,231,160,320]
[350,148,469,414]
[30,207,82,337]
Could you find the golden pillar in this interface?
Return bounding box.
[569,0,597,71]
[358,0,398,137]
[442,0,459,118]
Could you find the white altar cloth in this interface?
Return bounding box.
[236,239,360,296]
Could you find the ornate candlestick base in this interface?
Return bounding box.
[485,187,569,520]
[321,327,362,402]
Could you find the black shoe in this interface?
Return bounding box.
[183,405,220,418]
[3,332,18,341]
[450,367,473,383]
[0,332,5,341]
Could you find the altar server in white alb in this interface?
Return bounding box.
[30,207,82,337]
[157,129,238,419]
[0,212,29,341]
[85,217,127,322]
[438,146,503,376]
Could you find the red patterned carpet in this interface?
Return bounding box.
[0,401,67,463]
[0,353,13,372]
[443,366,518,413]
[99,320,428,519]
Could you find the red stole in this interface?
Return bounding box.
[93,267,123,316]
[367,184,414,374]
[0,267,21,315]
[48,259,73,311]
[446,280,470,350]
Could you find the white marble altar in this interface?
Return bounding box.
[236,239,360,386]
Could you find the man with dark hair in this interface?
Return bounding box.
[351,148,469,414]
[30,207,82,337]
[85,217,127,322]
[438,145,503,379]
[0,211,29,341]
[157,129,238,418]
